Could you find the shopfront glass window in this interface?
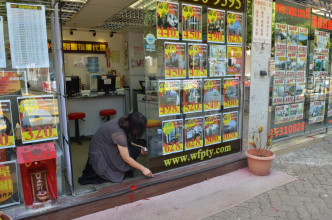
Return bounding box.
[143,0,246,173]
[0,1,65,210]
[270,0,331,141]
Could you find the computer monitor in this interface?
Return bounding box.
[65,76,80,97]
[97,75,116,94]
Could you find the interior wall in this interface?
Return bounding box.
[62,29,124,85]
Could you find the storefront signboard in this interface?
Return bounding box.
[184,117,204,150]
[182,4,202,41]
[180,0,245,12]
[223,111,238,142]
[252,0,272,44]
[6,3,49,69]
[209,44,227,77]
[156,1,179,40]
[223,78,239,109]
[272,78,284,105]
[226,45,242,75]
[62,40,108,54]
[0,16,5,68]
[0,71,25,96]
[203,79,221,111]
[17,95,58,144]
[204,114,221,146]
[0,100,15,149]
[309,101,325,124]
[164,42,186,79]
[295,77,305,103]
[207,8,225,43]
[188,43,207,78]
[158,80,181,116]
[0,161,20,208]
[226,12,243,44]
[269,121,305,139]
[289,103,304,121]
[162,119,183,155]
[183,79,203,114]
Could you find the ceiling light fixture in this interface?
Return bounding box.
[110,31,116,38]
[69,28,76,35]
[90,30,96,37]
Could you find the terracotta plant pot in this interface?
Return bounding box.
[246,148,275,176]
[0,213,13,220]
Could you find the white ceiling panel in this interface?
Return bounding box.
[88,0,137,7]
[66,5,121,28]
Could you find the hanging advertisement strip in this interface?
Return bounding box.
[0,161,20,208]
[6,3,49,68]
[252,0,272,43]
[0,71,26,96]
[158,80,180,117]
[0,16,6,68]
[226,46,242,76]
[223,111,238,142]
[289,103,304,121]
[275,51,286,78]
[188,43,207,78]
[209,44,227,77]
[162,119,183,155]
[328,97,332,117]
[164,42,186,79]
[226,12,242,44]
[275,104,289,124]
[286,52,296,78]
[275,23,287,52]
[203,79,221,111]
[298,27,308,53]
[314,30,330,55]
[286,25,298,52]
[295,77,306,103]
[17,95,58,144]
[284,78,295,104]
[309,101,325,124]
[156,1,179,40]
[0,101,15,149]
[296,52,307,78]
[207,8,225,43]
[313,54,328,77]
[184,117,203,151]
[183,79,202,114]
[223,78,239,109]
[272,78,284,105]
[204,114,221,146]
[182,4,202,41]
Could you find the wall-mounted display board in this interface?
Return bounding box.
[270,0,332,140]
[6,3,49,69]
[17,95,58,144]
[144,0,246,173]
[0,161,20,208]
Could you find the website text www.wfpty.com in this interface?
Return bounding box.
[163,145,232,167]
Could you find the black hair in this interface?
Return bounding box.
[118,112,147,139]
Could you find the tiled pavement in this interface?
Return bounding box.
[205,138,332,220]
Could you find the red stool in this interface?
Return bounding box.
[68,112,85,145]
[99,109,116,121]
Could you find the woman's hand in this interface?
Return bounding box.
[142,167,153,178]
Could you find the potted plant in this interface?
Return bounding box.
[246,125,275,176]
[0,211,13,220]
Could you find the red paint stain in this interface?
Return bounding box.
[272,206,279,212]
